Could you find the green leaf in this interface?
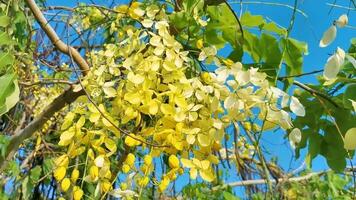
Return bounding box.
[344,128,356,150]
[169,11,189,30]
[0,15,10,27]
[241,12,264,27]
[0,52,14,70]
[262,22,286,35]
[0,73,20,116]
[183,0,204,13]
[0,135,10,158]
[343,84,356,109]
[223,191,240,200]
[259,33,282,78]
[281,38,308,79]
[22,177,32,200]
[241,12,286,35]
[204,28,226,49]
[322,126,347,172]
[207,3,243,49]
[0,31,15,46]
[30,166,42,182]
[243,31,262,62]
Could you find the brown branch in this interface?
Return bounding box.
[26,0,90,76]
[0,88,85,170]
[19,80,75,87]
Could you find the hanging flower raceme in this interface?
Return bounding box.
[53,2,305,198]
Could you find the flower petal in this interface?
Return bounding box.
[290,96,305,117]
[335,14,348,28]
[289,128,302,144]
[319,25,337,47]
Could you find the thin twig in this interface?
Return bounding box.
[292,80,339,108]
[278,69,323,79]
[230,1,308,17]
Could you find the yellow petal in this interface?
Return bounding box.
[89,166,99,180]
[197,134,211,147]
[148,100,159,115]
[190,168,198,179]
[200,169,215,182]
[168,155,180,169]
[71,169,80,183]
[160,104,174,115]
[196,39,204,49]
[73,186,84,200]
[54,155,69,167]
[103,87,117,98]
[186,134,196,145]
[54,166,66,181]
[125,134,141,147]
[200,160,210,170]
[61,112,75,130]
[61,178,71,192]
[89,113,101,123]
[127,72,145,84]
[289,128,302,144]
[144,155,153,166]
[181,158,194,168]
[125,153,136,166]
[124,92,141,105]
[76,116,86,129]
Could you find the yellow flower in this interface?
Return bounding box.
[120,182,128,190]
[143,155,152,166]
[168,155,179,169]
[54,166,66,181]
[89,166,99,180]
[122,164,130,173]
[115,5,128,13]
[54,155,69,167]
[196,39,204,49]
[222,58,234,66]
[73,186,84,200]
[138,176,149,187]
[158,177,170,192]
[71,169,80,183]
[125,134,142,147]
[200,72,212,84]
[125,153,135,166]
[181,158,215,182]
[101,180,112,193]
[61,178,71,192]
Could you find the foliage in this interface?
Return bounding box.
[0,0,355,199]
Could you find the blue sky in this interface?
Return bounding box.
[43,0,356,196]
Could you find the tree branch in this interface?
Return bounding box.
[0,88,85,170]
[26,0,90,76]
[0,0,91,170]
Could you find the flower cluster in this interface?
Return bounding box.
[54,3,305,198]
